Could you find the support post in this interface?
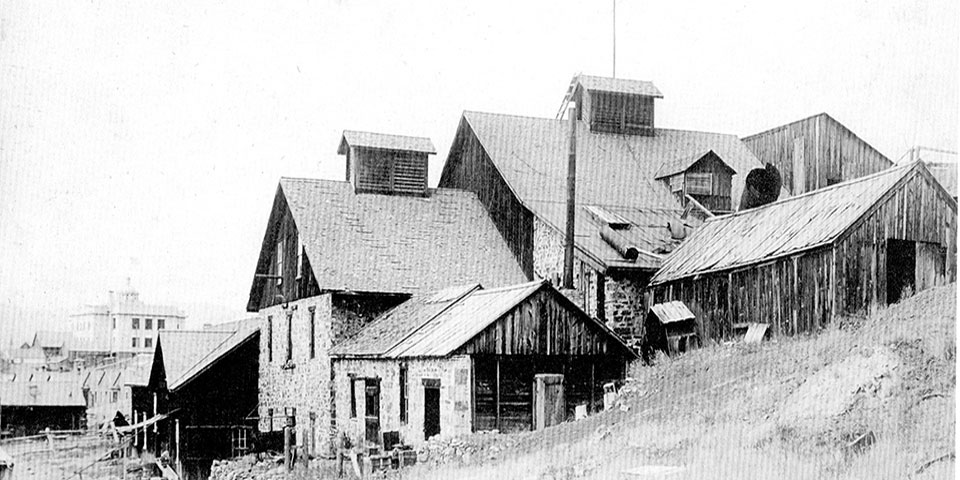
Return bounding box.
[175,419,181,480]
[495,358,501,432]
[590,361,596,413]
[563,103,578,289]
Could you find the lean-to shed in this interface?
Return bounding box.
[648,161,956,341]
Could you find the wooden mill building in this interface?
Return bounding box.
[742,113,894,196]
[438,74,781,339]
[648,161,957,341]
[330,280,637,446]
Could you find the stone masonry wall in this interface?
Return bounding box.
[332,356,472,447]
[604,272,649,340]
[257,294,334,455]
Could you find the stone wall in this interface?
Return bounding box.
[332,356,472,446]
[604,272,650,340]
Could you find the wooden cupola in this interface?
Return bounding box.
[655,150,736,213]
[565,74,662,136]
[338,130,437,196]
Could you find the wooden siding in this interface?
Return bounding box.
[253,195,320,311]
[457,289,630,357]
[440,125,535,278]
[352,147,428,196]
[743,113,893,195]
[685,155,733,212]
[573,85,655,135]
[650,167,956,341]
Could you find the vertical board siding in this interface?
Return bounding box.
[743,114,893,195]
[441,127,535,278]
[651,167,957,343]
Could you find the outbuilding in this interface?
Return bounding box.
[648,161,957,341]
[330,280,637,446]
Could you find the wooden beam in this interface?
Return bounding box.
[590,361,596,413]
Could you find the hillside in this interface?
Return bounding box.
[399,284,956,480]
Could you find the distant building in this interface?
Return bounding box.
[81,355,152,428]
[70,282,186,356]
[0,375,86,436]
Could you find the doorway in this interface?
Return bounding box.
[532,374,565,430]
[887,239,916,304]
[364,379,380,445]
[423,379,441,440]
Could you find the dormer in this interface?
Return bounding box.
[338,130,436,196]
[655,150,736,213]
[567,74,662,136]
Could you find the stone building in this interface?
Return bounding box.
[438,74,780,339]
[329,281,637,446]
[245,130,527,454]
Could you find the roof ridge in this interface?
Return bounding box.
[464,110,741,137]
[341,129,432,140]
[473,279,547,295]
[705,162,916,223]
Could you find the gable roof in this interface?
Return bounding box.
[247,178,527,310]
[32,331,72,349]
[337,130,436,155]
[168,325,259,392]
[654,149,736,179]
[651,162,952,284]
[0,381,85,407]
[333,280,637,359]
[575,74,663,98]
[742,112,894,167]
[151,330,235,388]
[441,111,775,271]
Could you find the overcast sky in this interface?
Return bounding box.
[0,0,956,336]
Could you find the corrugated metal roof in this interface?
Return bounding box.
[0,381,85,407]
[447,111,777,270]
[248,179,526,306]
[169,326,259,392]
[576,75,663,98]
[337,130,436,155]
[650,301,695,324]
[650,163,919,284]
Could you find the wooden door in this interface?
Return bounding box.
[533,374,565,430]
[423,379,441,440]
[364,379,380,445]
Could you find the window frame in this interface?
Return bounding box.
[308,307,316,359]
[685,172,714,196]
[131,318,140,330]
[145,318,153,330]
[399,363,408,424]
[158,318,165,330]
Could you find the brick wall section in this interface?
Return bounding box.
[332,356,472,446]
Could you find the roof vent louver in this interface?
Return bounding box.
[338,130,436,196]
[568,74,661,136]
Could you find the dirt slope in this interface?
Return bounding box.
[399,284,956,480]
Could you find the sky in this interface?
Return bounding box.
[0,0,957,342]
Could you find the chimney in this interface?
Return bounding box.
[566,74,662,136]
[337,130,436,196]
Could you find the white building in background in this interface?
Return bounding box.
[71,282,186,356]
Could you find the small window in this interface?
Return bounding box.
[267,408,274,431]
[112,318,116,329]
[685,173,714,195]
[158,319,165,330]
[399,364,408,424]
[131,338,139,348]
[296,234,304,280]
[286,313,293,362]
[144,338,153,348]
[309,307,316,359]
[132,318,140,330]
[145,318,153,330]
[349,376,357,418]
[669,174,684,193]
[267,316,274,362]
[276,239,285,288]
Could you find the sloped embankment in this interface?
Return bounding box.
[399,284,955,480]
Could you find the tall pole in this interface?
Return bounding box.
[563,102,578,289]
[612,0,616,78]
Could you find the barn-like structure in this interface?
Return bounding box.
[647,161,956,341]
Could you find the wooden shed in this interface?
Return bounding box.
[648,161,956,341]
[330,281,637,446]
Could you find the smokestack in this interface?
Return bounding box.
[740,163,783,210]
[563,103,577,289]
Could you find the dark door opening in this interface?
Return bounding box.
[887,239,916,304]
[364,379,380,445]
[423,379,441,440]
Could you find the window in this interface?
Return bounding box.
[158,319,165,330]
[144,338,153,348]
[112,318,116,329]
[309,307,316,359]
[399,364,408,424]
[669,174,684,193]
[349,376,357,418]
[267,316,273,362]
[276,239,284,288]
[286,313,293,362]
[132,318,140,330]
[131,338,139,348]
[145,318,153,330]
[267,408,274,431]
[112,390,119,403]
[685,173,714,195]
[296,234,304,280]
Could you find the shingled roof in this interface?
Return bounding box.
[441,111,775,271]
[247,179,527,310]
[337,130,436,155]
[650,162,954,284]
[575,74,663,98]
